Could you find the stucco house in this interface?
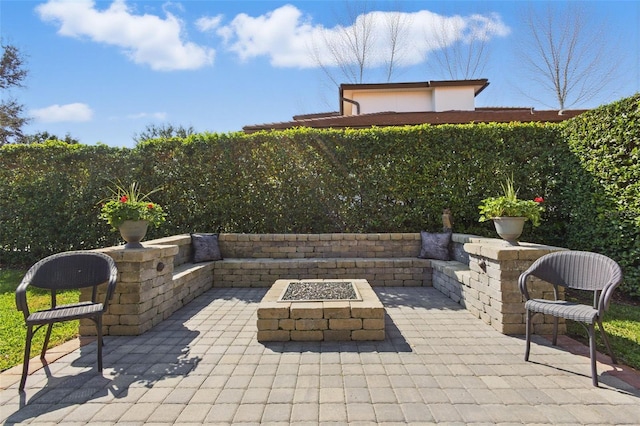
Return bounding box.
[243,79,586,133]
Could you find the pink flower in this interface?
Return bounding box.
[120,195,128,203]
[534,197,544,203]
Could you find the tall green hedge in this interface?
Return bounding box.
[1,95,638,296]
[559,94,640,296]
[130,124,563,238]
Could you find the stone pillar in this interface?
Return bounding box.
[80,244,178,336]
[462,240,566,335]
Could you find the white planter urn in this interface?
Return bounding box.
[118,220,149,249]
[492,217,526,245]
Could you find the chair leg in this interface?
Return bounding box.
[588,323,598,387]
[597,318,617,364]
[97,316,103,372]
[40,323,54,359]
[525,310,532,361]
[552,316,559,346]
[19,326,34,391]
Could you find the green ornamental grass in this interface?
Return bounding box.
[99,181,166,230]
[478,175,545,226]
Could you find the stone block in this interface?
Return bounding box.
[323,330,352,341]
[279,319,296,330]
[257,319,279,330]
[500,323,526,335]
[257,303,290,319]
[291,330,324,341]
[257,330,290,342]
[329,318,362,330]
[502,313,524,324]
[363,318,385,330]
[323,305,351,319]
[296,319,328,331]
[109,304,140,315]
[291,304,324,319]
[119,314,142,326]
[102,314,120,326]
[351,306,384,319]
[352,330,385,340]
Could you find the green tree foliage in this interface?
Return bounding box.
[0,43,29,145]
[132,123,195,144]
[16,131,80,144]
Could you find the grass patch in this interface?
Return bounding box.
[0,268,80,372]
[566,289,640,371]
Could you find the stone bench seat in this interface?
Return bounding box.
[92,233,565,337]
[211,256,435,288]
[430,259,473,304]
[171,256,469,289]
[172,261,216,287]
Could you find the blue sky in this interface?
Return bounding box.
[2,0,639,148]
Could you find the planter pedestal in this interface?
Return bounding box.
[492,217,526,245]
[118,220,149,249]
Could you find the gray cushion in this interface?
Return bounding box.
[191,233,222,263]
[418,231,451,261]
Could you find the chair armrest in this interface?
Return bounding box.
[597,279,622,315]
[518,270,533,300]
[102,260,119,312]
[15,275,32,319]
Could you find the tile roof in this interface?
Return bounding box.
[243,108,587,133]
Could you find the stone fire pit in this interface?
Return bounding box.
[257,279,385,341]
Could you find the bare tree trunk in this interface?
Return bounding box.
[516,3,619,110]
[425,14,490,80]
[310,0,410,85]
[383,10,411,82]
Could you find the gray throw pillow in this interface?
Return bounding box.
[191,233,222,263]
[418,230,451,261]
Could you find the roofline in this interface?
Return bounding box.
[339,79,489,92]
[243,108,588,133]
[339,79,490,114]
[428,79,490,96]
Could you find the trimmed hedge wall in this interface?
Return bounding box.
[559,94,640,297]
[1,95,638,296]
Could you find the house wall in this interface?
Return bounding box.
[342,85,477,115]
[346,89,432,115]
[432,86,476,111]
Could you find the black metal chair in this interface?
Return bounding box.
[518,250,622,386]
[15,251,118,391]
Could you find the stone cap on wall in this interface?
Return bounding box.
[463,240,567,261]
[98,244,178,262]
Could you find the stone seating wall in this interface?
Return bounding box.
[81,233,565,337]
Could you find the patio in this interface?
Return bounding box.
[1,286,639,424]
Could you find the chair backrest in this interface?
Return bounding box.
[526,250,622,293]
[24,251,116,291]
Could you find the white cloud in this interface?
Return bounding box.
[31,103,94,123]
[196,14,223,32]
[126,112,168,120]
[217,5,318,67]
[217,5,510,69]
[36,0,215,71]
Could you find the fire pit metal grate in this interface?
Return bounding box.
[278,281,362,302]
